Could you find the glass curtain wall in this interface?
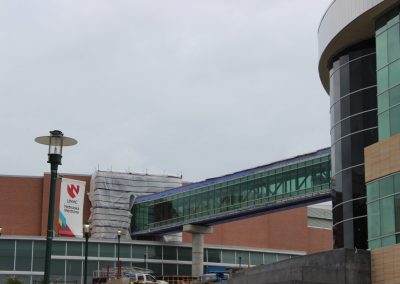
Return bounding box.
[376,7,400,140]
[367,7,400,250]
[329,40,378,249]
[367,173,400,249]
[132,155,331,233]
[0,238,301,283]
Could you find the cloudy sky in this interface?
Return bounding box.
[0,0,332,182]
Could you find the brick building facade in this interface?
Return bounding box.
[0,173,332,254]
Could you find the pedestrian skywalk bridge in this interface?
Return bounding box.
[131,148,331,236]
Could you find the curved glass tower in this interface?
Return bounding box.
[329,41,378,249]
[318,0,400,250]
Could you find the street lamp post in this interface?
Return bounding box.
[35,130,77,284]
[144,253,147,270]
[117,230,121,278]
[239,256,242,268]
[83,224,90,284]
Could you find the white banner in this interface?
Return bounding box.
[58,178,86,238]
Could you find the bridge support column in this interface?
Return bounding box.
[183,224,213,278]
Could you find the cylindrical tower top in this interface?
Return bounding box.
[318,0,396,92]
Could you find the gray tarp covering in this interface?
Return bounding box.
[88,171,182,240]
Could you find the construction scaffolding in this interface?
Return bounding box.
[88,171,182,240]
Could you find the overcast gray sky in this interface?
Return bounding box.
[0,0,332,182]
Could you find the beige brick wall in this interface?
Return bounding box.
[364,134,400,183]
[371,243,400,283]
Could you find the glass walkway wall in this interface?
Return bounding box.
[132,148,331,234]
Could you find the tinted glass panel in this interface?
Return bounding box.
[222,250,235,264]
[32,241,45,272]
[236,251,249,266]
[132,245,146,259]
[250,252,263,265]
[178,264,191,276]
[51,260,65,280]
[163,246,177,260]
[88,242,98,257]
[178,247,191,261]
[119,244,130,258]
[0,240,14,270]
[53,241,66,256]
[147,246,162,259]
[100,243,114,258]
[329,40,377,249]
[207,249,221,263]
[15,240,31,271]
[67,242,82,256]
[163,264,177,275]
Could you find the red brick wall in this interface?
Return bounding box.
[0,176,44,236]
[306,227,332,253]
[182,207,333,254]
[0,174,92,237]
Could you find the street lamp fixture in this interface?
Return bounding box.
[117,230,122,278]
[83,224,90,284]
[35,130,77,284]
[0,227,2,236]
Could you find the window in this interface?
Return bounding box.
[33,241,45,272]
[390,105,400,135]
[53,241,66,256]
[147,246,162,259]
[67,242,82,256]
[163,246,177,260]
[376,32,388,69]
[221,250,235,264]
[368,201,380,239]
[389,60,400,88]
[377,68,388,94]
[100,243,114,258]
[132,245,146,259]
[119,244,131,258]
[178,247,191,261]
[250,252,263,265]
[378,92,389,111]
[388,24,400,62]
[207,249,221,263]
[0,240,14,270]
[236,251,249,266]
[15,240,32,271]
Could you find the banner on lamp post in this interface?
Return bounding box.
[58,178,86,237]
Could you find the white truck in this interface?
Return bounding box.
[92,267,168,284]
[128,273,168,284]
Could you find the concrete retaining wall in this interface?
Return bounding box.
[228,248,371,284]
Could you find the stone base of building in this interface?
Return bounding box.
[228,248,371,284]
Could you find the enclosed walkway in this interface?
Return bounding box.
[131,148,331,236]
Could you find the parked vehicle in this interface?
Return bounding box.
[199,272,229,283]
[128,273,168,284]
[92,266,168,284]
